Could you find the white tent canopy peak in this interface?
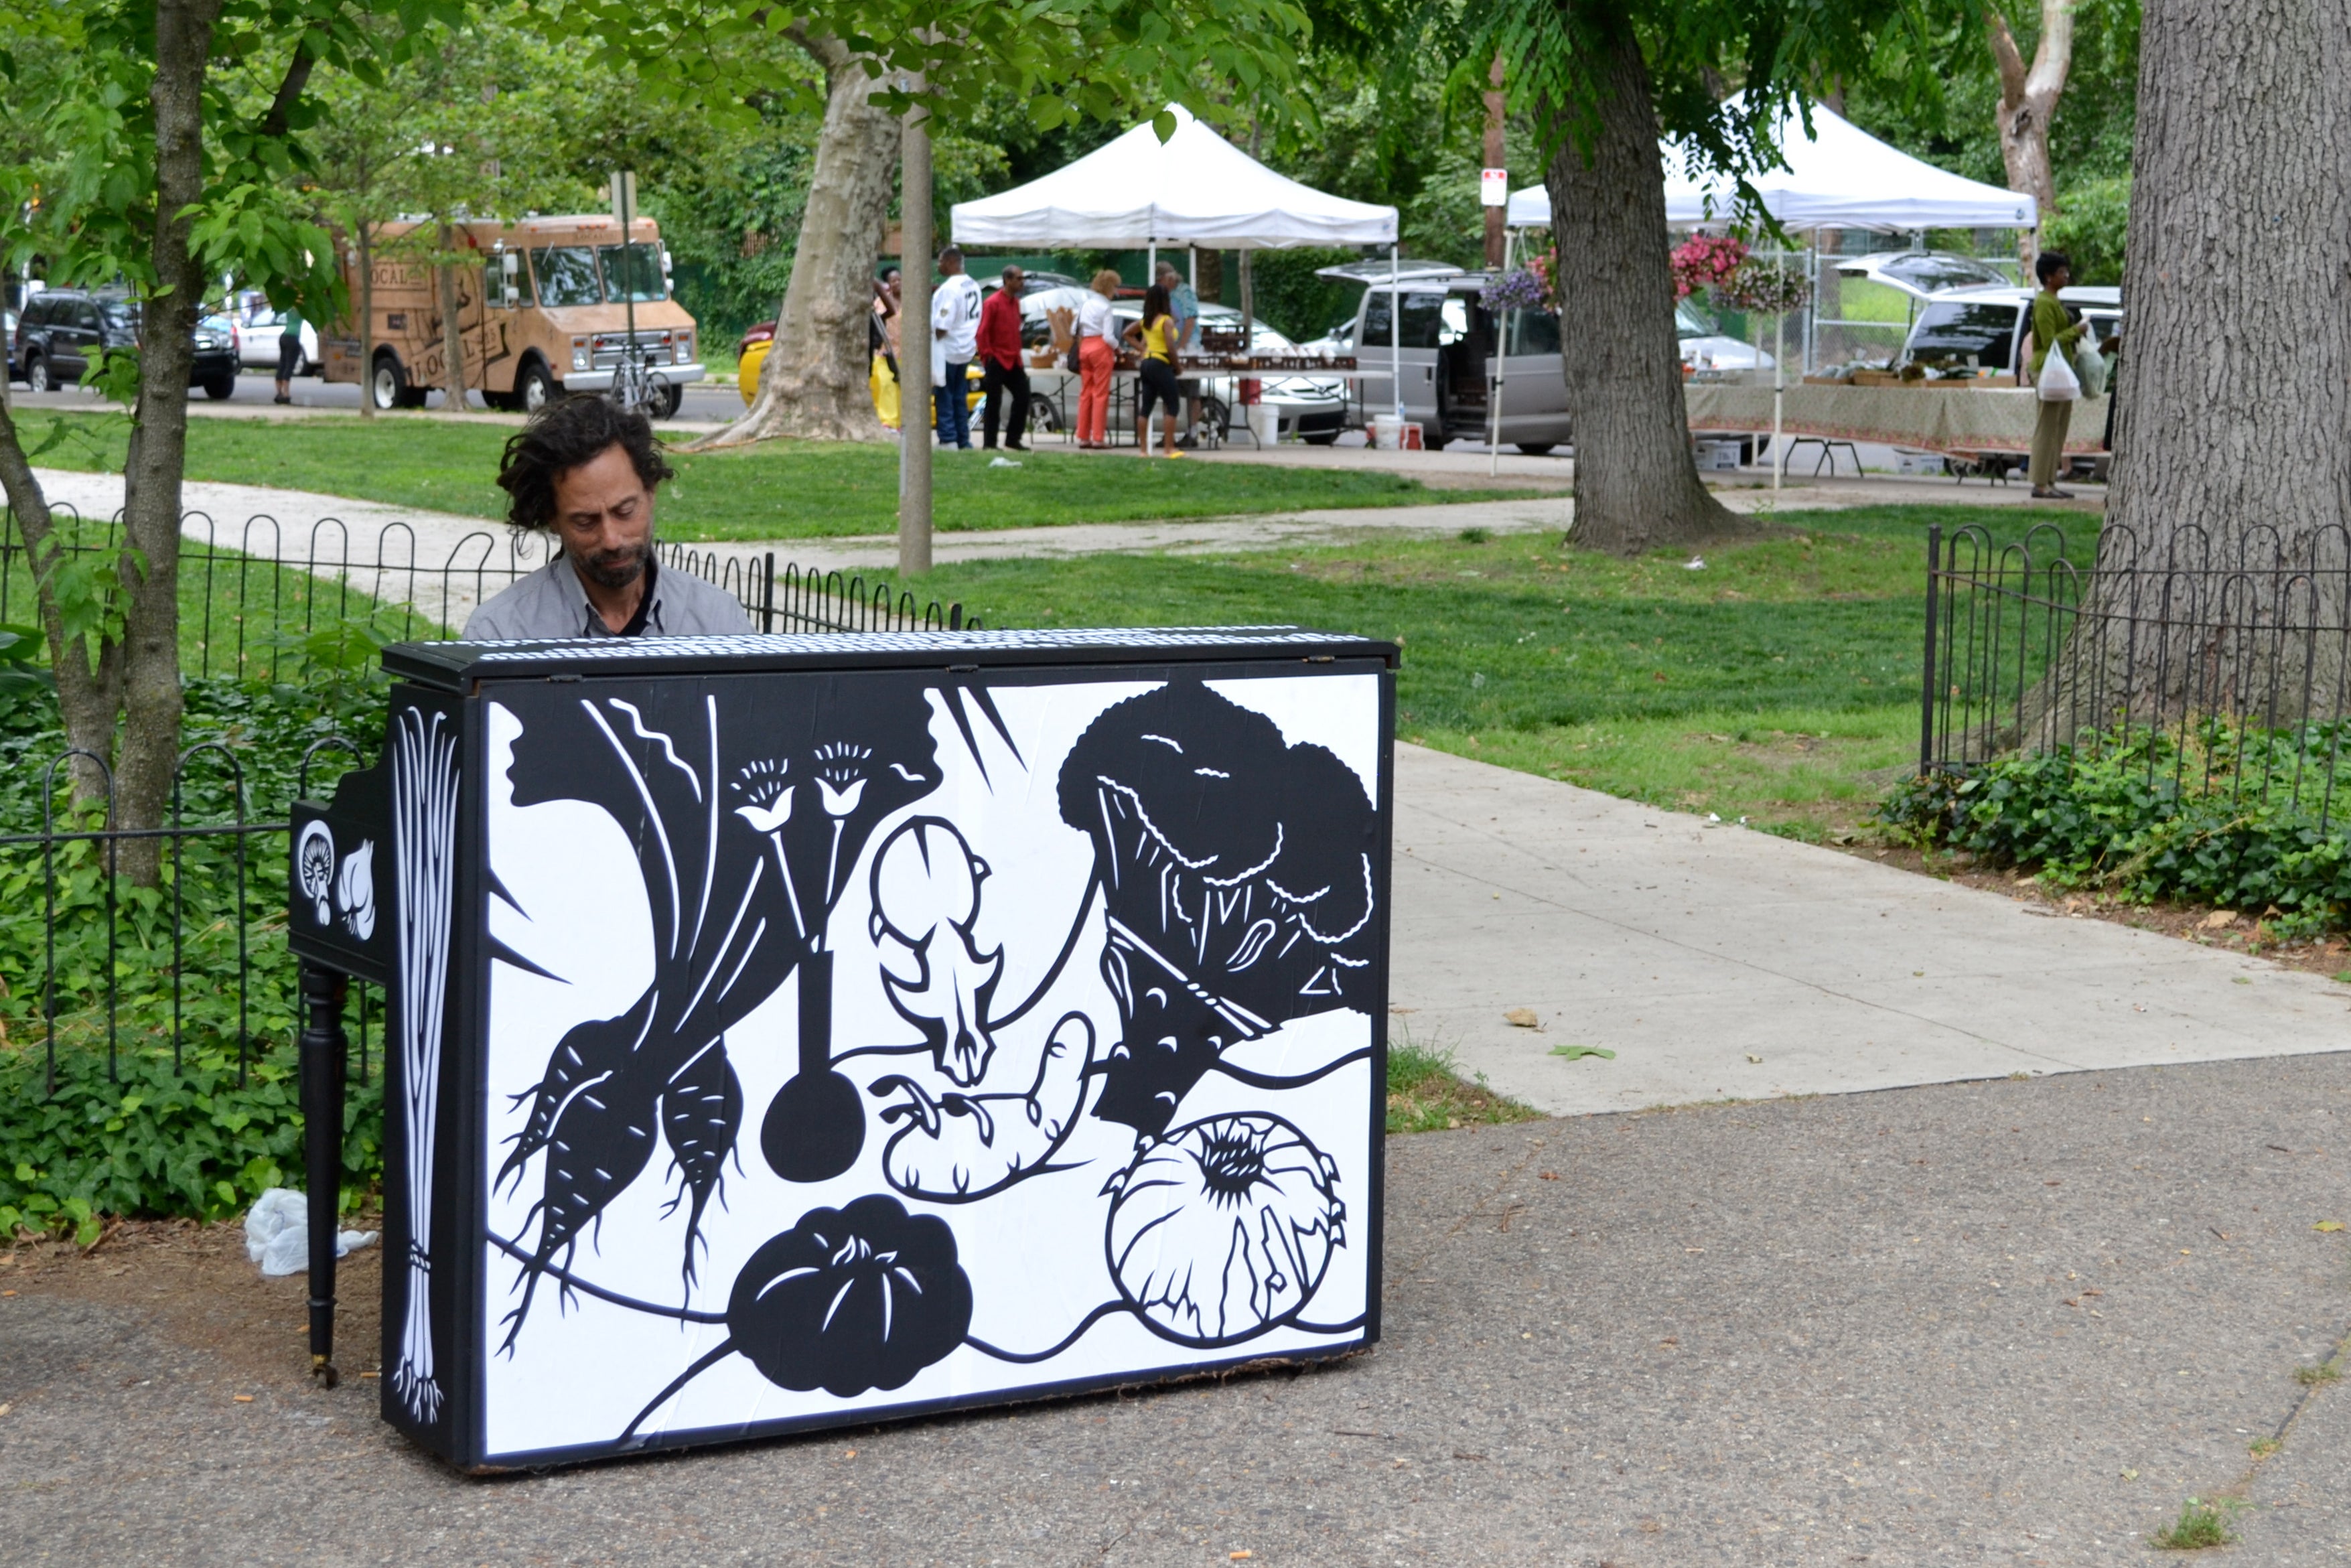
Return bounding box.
[1504,98,2036,234]
[951,104,1399,251]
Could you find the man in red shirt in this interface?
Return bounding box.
[976,265,1031,451]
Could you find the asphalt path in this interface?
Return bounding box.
[3,1052,2346,1565]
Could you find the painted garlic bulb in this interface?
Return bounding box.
[727,1195,973,1397]
[1103,1113,1344,1346]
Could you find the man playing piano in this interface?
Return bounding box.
[466,395,753,640]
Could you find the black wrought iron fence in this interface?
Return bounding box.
[1,504,973,667]
[0,506,975,1100]
[1920,519,2351,828]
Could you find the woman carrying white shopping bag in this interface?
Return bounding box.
[2025,250,2086,499]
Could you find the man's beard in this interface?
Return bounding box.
[574,538,650,590]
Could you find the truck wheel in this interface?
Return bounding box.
[517,358,559,413]
[1515,442,1556,456]
[25,355,49,394]
[203,376,235,401]
[371,352,410,411]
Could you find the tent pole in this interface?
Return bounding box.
[1772,306,1785,493]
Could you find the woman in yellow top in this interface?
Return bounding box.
[1123,283,1186,458]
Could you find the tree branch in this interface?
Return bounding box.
[2021,0,2075,109]
[256,26,323,139]
[1983,4,2027,104]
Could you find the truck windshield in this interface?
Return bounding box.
[531,246,602,307]
[600,243,665,303]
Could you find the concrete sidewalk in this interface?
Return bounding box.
[5,1052,2346,1565]
[1391,743,2351,1117]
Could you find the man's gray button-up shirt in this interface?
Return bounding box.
[463,554,754,641]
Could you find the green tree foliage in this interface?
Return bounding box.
[1842,0,2140,282]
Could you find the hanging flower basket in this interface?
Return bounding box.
[1718,257,1814,315]
[1669,234,1749,301]
[1479,269,1550,314]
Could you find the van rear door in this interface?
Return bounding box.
[1355,285,1447,428]
[1494,307,1572,447]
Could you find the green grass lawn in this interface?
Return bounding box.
[924,502,2094,837]
[21,411,1543,542]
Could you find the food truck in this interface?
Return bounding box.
[323,216,703,416]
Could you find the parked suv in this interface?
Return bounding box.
[13,288,240,399]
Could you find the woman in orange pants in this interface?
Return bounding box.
[1075,269,1119,447]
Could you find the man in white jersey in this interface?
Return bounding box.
[930,246,983,450]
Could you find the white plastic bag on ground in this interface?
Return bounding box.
[242,1188,378,1277]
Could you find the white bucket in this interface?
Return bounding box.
[1371,414,1407,450]
[1249,403,1280,447]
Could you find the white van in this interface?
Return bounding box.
[1334,270,1575,453]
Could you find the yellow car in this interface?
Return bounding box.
[737,330,982,425]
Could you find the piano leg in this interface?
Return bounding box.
[299,961,350,1388]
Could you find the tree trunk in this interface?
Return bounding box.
[0,403,123,808]
[2051,0,2351,737]
[1196,248,1222,303]
[696,32,897,447]
[437,223,468,412]
[356,222,375,421]
[1985,0,2074,257]
[109,0,222,884]
[1541,17,1737,555]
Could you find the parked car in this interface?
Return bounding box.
[1016,287,1350,445]
[3,307,16,382]
[1896,285,2121,378]
[13,289,240,399]
[236,304,320,375]
[1833,249,2015,302]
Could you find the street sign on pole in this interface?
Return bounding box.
[1480,168,1508,207]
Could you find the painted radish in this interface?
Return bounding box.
[498,988,659,1198]
[658,1036,742,1289]
[500,1056,663,1353]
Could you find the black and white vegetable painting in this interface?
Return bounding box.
[478,671,1380,1459]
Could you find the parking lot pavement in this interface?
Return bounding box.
[3,1052,2345,1566]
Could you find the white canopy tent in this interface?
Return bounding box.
[1502,102,2036,233]
[951,104,1398,249]
[952,105,1412,421]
